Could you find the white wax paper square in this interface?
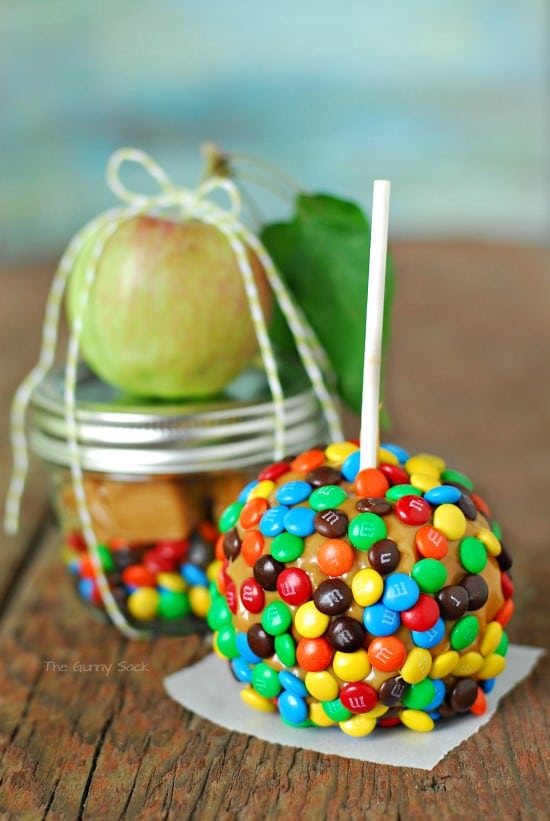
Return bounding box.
[164,644,543,770]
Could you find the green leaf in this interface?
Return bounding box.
[261,193,395,416]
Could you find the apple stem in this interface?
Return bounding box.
[200,142,301,204]
[200,141,232,183]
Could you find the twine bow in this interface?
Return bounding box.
[4,147,343,638]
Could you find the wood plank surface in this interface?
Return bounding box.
[0,242,548,820]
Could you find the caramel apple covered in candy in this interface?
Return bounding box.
[208,441,513,736]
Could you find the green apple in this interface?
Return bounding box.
[66,215,272,398]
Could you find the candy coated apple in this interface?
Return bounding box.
[66,216,272,398]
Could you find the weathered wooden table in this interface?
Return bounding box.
[1,243,548,819]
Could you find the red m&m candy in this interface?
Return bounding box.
[340,682,378,714]
[240,578,265,614]
[276,568,312,606]
[395,495,431,525]
[401,594,440,631]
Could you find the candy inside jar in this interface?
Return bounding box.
[56,471,239,633]
[29,357,331,636]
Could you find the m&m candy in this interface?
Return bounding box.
[64,525,219,627]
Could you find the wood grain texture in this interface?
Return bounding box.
[0,267,53,616]
[0,243,548,819]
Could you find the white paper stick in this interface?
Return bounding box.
[360,180,391,470]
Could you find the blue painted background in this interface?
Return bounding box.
[1,1,547,262]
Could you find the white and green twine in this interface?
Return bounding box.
[4,147,343,638]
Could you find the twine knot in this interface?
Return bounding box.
[107,147,243,227]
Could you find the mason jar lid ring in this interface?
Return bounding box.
[30,359,333,474]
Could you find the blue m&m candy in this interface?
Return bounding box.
[259,505,289,536]
[181,563,208,588]
[341,449,361,482]
[279,670,308,698]
[382,573,420,612]
[411,617,446,648]
[236,631,262,664]
[278,691,308,725]
[381,443,410,464]
[363,603,401,636]
[424,485,462,505]
[231,658,253,682]
[78,578,96,602]
[283,506,316,537]
[238,479,259,503]
[276,481,312,505]
[424,678,446,712]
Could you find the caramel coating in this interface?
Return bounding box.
[226,471,505,694]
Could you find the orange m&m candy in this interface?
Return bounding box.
[415,525,448,559]
[241,530,265,567]
[240,497,269,530]
[494,598,514,628]
[296,637,334,672]
[470,686,487,716]
[471,493,492,518]
[317,539,355,576]
[367,636,407,672]
[215,533,225,562]
[78,555,96,579]
[355,468,389,499]
[198,520,218,543]
[291,449,325,473]
[122,565,156,588]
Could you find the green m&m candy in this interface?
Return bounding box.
[402,678,436,710]
[218,502,244,533]
[450,614,480,651]
[411,558,448,593]
[216,623,239,658]
[275,633,296,667]
[459,537,488,573]
[97,543,115,573]
[440,468,474,492]
[207,595,232,631]
[158,590,191,620]
[270,532,305,563]
[386,484,422,502]
[495,631,509,657]
[322,698,352,722]
[309,484,347,511]
[261,601,292,636]
[348,512,387,550]
[252,662,282,699]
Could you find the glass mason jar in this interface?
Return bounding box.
[29,356,330,635]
